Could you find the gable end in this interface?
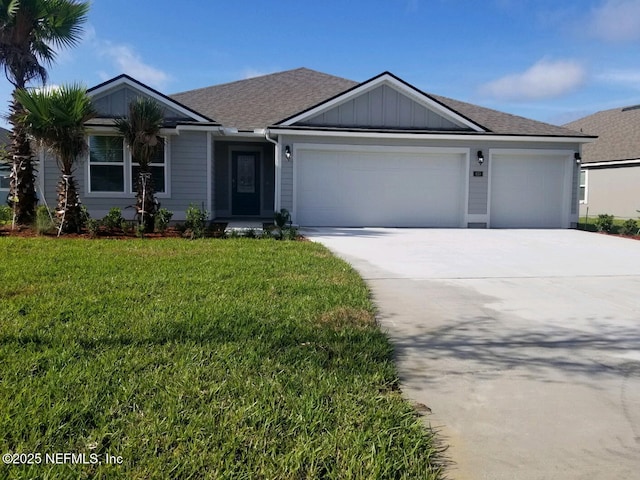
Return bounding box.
[298,83,471,131]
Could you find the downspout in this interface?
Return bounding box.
[264,129,282,213]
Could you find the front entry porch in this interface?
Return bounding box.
[212,140,276,219]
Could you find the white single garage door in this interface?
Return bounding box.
[490,152,571,228]
[295,146,466,227]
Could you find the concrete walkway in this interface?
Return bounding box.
[303,228,640,480]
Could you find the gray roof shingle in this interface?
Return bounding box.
[171,68,356,131]
[171,68,591,138]
[564,106,640,163]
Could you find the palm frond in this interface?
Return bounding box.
[115,97,165,169]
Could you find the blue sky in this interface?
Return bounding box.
[3,0,640,129]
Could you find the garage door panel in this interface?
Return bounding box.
[491,154,567,229]
[296,148,465,227]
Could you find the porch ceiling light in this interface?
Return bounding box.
[477,150,484,165]
[574,152,581,164]
[284,145,292,161]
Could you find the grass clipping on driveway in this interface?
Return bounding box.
[0,238,442,479]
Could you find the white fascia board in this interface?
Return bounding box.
[175,124,224,133]
[582,158,640,168]
[88,76,210,123]
[279,73,485,132]
[86,125,180,136]
[270,128,595,143]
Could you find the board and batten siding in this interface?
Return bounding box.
[91,85,191,121]
[301,84,464,130]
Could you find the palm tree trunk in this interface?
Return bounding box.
[8,95,38,226]
[136,169,157,232]
[56,173,81,233]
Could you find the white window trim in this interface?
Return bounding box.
[86,134,170,198]
[579,168,588,204]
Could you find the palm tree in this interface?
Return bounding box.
[15,83,96,233]
[114,97,165,232]
[0,0,89,225]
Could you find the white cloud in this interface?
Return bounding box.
[98,41,170,90]
[596,68,640,88]
[479,59,586,101]
[589,0,640,42]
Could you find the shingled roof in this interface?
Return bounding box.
[564,106,640,163]
[171,68,356,131]
[171,68,591,138]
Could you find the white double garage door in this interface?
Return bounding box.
[294,145,573,228]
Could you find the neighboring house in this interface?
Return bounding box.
[565,107,640,220]
[40,68,594,228]
[0,127,10,193]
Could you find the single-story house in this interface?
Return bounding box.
[33,68,594,228]
[564,106,640,220]
[0,127,10,191]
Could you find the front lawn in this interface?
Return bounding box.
[0,238,442,479]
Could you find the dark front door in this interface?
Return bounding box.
[232,151,260,215]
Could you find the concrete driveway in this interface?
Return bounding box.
[302,228,640,480]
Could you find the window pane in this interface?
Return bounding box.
[579,186,586,202]
[91,165,124,192]
[150,141,165,164]
[579,170,586,186]
[90,136,123,163]
[132,165,165,193]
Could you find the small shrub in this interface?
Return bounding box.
[244,228,256,239]
[185,203,208,239]
[135,223,146,238]
[228,229,241,239]
[120,219,133,234]
[283,227,299,241]
[260,228,272,239]
[86,218,100,238]
[621,218,638,236]
[0,204,12,224]
[35,205,54,235]
[103,207,124,232]
[155,208,173,234]
[79,205,91,230]
[594,214,614,233]
[274,208,291,229]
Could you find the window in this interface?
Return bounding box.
[579,169,587,203]
[0,163,10,190]
[88,135,168,195]
[131,140,166,193]
[89,136,125,192]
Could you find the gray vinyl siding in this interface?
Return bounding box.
[91,85,191,121]
[166,132,208,218]
[571,162,579,215]
[301,85,466,130]
[53,131,210,221]
[467,160,488,215]
[579,165,640,219]
[281,152,293,213]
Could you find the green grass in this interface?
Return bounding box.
[0,238,442,479]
